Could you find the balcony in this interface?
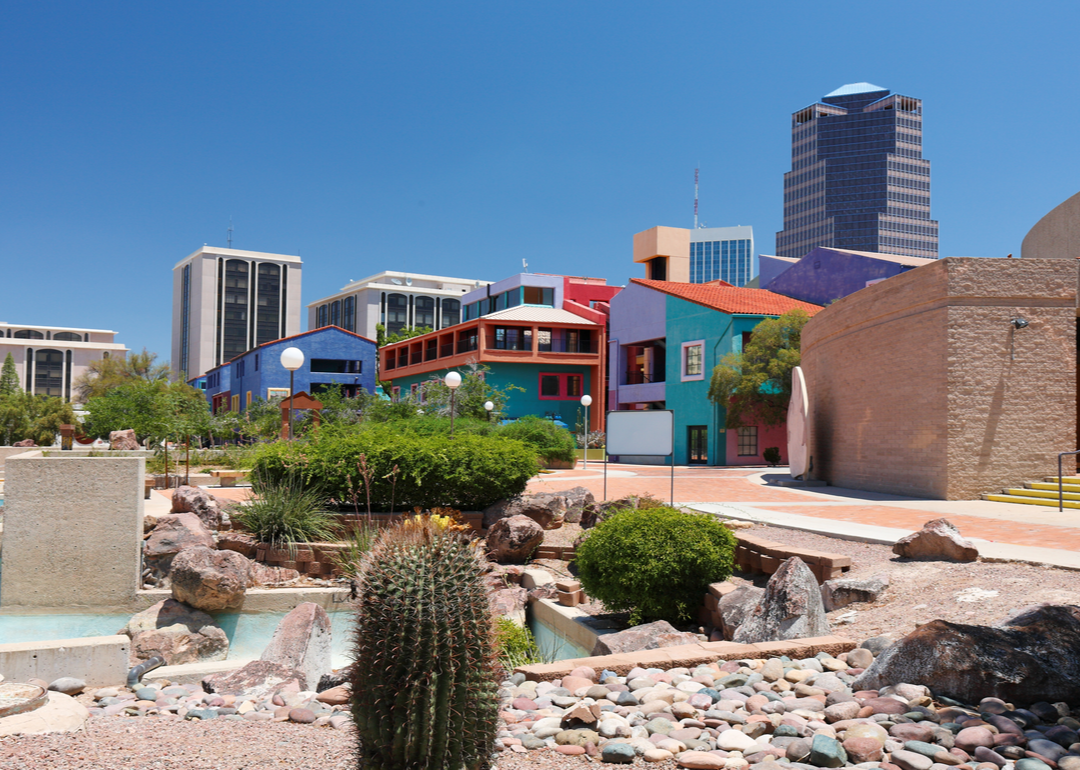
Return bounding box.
[539,339,599,354]
[624,371,663,385]
[487,335,532,352]
[456,338,478,355]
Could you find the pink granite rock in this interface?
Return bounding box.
[259,602,332,691]
[170,546,252,611]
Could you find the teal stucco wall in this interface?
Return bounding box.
[386,362,595,427]
[664,297,773,466]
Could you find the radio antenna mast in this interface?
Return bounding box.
[227,216,234,249]
[694,168,699,229]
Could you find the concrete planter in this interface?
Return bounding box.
[543,458,578,470]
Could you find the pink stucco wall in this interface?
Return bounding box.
[726,422,788,466]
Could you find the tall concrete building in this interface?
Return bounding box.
[0,322,128,401]
[690,226,755,286]
[172,246,303,379]
[776,83,938,260]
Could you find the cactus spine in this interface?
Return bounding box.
[350,519,499,770]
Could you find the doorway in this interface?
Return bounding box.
[688,425,708,464]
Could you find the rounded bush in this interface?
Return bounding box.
[574,507,736,624]
[495,415,577,464]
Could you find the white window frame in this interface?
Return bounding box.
[681,339,705,382]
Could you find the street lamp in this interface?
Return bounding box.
[484,400,495,424]
[280,347,305,441]
[445,371,462,436]
[581,394,593,470]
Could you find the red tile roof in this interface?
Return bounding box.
[631,279,822,316]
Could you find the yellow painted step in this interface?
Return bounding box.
[1006,487,1080,501]
[985,493,1080,509]
[1028,482,1080,493]
[1044,476,1080,485]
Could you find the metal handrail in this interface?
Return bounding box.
[1058,450,1080,511]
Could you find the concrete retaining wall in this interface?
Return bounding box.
[1,450,145,608]
[0,635,130,686]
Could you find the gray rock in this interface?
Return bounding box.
[143,513,216,577]
[482,494,568,530]
[732,558,831,644]
[47,677,86,695]
[846,647,875,669]
[892,518,978,562]
[259,602,332,692]
[486,515,544,564]
[719,585,766,640]
[853,605,1080,704]
[591,620,700,657]
[120,598,229,665]
[891,749,934,770]
[202,660,305,701]
[809,734,847,767]
[822,575,889,611]
[601,742,636,763]
[170,545,252,611]
[170,486,223,530]
[490,586,529,626]
[559,487,595,524]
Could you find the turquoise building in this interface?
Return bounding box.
[608,279,820,466]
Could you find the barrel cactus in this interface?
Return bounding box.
[350,518,500,770]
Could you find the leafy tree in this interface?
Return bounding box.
[0,353,19,397]
[81,379,208,445]
[416,363,522,421]
[707,308,811,428]
[0,391,80,446]
[74,348,172,401]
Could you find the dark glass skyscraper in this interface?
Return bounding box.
[776,83,938,259]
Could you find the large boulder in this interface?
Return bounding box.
[170,486,223,530]
[718,585,765,640]
[591,620,700,657]
[486,515,544,564]
[217,531,258,559]
[892,518,978,562]
[143,513,216,577]
[560,487,595,524]
[732,557,831,644]
[821,575,890,612]
[259,603,332,691]
[170,545,253,611]
[483,493,568,530]
[119,598,229,665]
[202,660,304,700]
[249,562,302,586]
[109,429,139,450]
[853,604,1080,704]
[579,495,656,528]
[12,438,36,447]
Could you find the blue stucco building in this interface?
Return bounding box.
[198,326,377,413]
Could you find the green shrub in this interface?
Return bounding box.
[763,446,781,466]
[252,424,539,510]
[495,415,577,464]
[232,471,337,547]
[575,507,736,624]
[351,520,499,770]
[493,617,544,671]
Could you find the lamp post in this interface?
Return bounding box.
[445,371,462,436]
[280,347,305,441]
[484,400,495,424]
[580,394,593,470]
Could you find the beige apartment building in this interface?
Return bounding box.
[0,322,128,402]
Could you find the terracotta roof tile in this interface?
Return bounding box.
[630,279,823,316]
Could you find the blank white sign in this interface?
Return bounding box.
[606,410,673,457]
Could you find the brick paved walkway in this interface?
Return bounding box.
[527,465,1080,553]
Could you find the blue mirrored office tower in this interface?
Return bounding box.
[775,83,938,260]
[690,226,755,286]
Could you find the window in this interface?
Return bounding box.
[231,394,240,412]
[415,296,435,329]
[411,383,418,397]
[53,332,81,342]
[442,299,460,328]
[255,354,259,371]
[539,372,584,400]
[34,349,63,397]
[310,359,362,374]
[14,330,43,339]
[392,386,401,402]
[681,340,704,381]
[523,286,554,306]
[246,391,252,408]
[386,293,408,335]
[737,426,758,456]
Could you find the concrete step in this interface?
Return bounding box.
[1028,481,1080,493]
[1044,476,1080,485]
[984,493,1080,509]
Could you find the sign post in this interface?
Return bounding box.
[604,410,675,505]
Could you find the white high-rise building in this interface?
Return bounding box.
[0,322,128,402]
[172,246,303,379]
[307,271,489,341]
[690,226,756,286]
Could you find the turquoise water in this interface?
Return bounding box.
[0,610,355,669]
[528,613,591,660]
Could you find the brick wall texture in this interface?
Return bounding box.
[801,258,1077,500]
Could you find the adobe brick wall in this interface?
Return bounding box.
[802,258,1077,500]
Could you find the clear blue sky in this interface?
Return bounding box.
[3,1,1078,364]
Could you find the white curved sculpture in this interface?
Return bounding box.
[787,366,809,479]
